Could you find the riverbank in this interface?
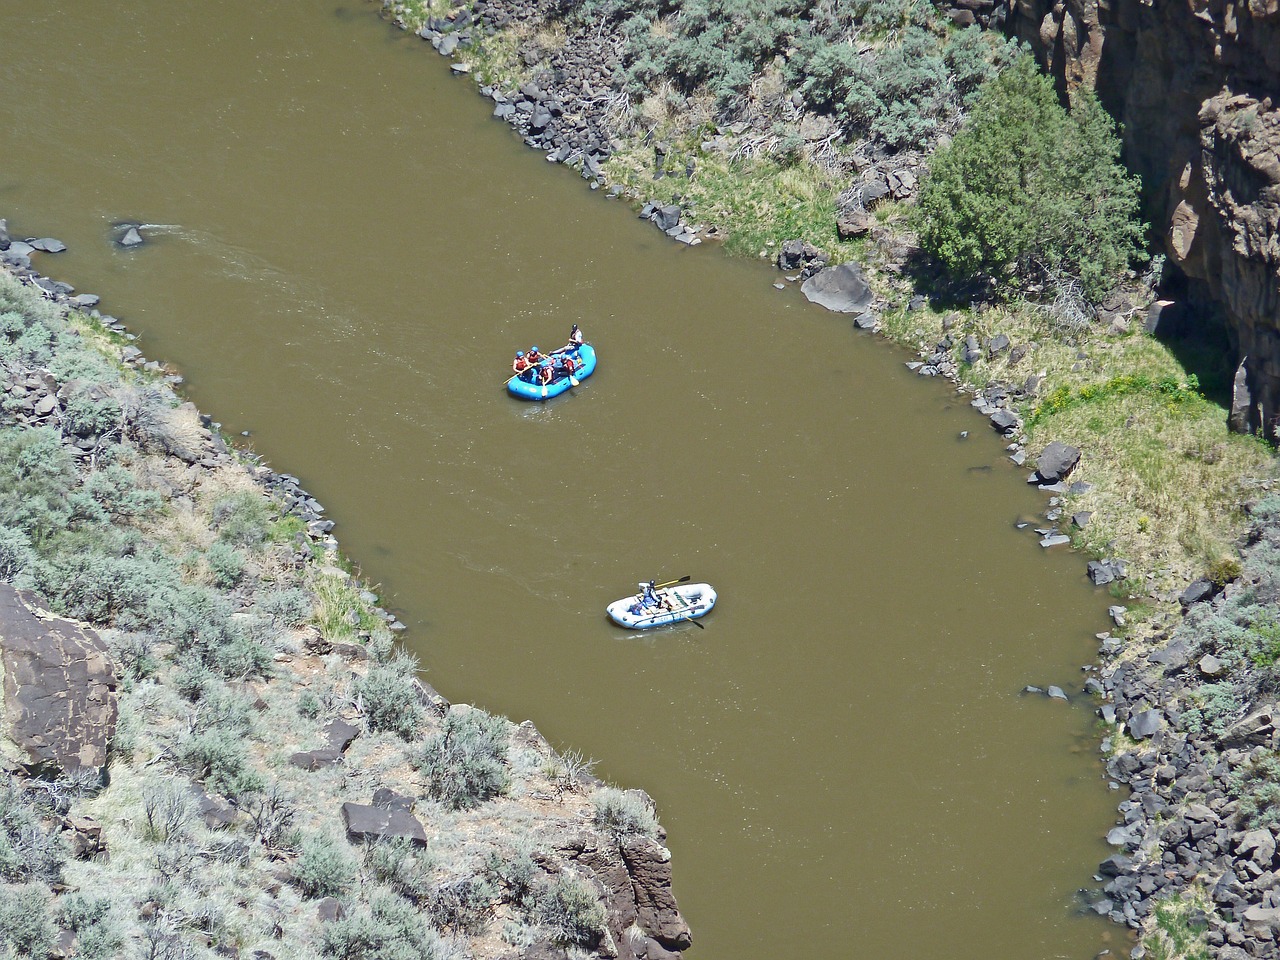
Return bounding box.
[0,236,690,960]
[380,0,1280,955]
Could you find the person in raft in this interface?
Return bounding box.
[551,324,584,354]
[512,350,534,381]
[555,353,578,380]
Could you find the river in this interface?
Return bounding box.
[1,3,1122,956]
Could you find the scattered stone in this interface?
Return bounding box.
[989,409,1019,434]
[31,238,67,253]
[1040,533,1071,548]
[1179,579,1215,608]
[1047,686,1068,701]
[1127,709,1162,739]
[341,802,428,847]
[1072,512,1092,529]
[800,262,873,314]
[1198,654,1226,677]
[119,227,144,248]
[1035,441,1082,483]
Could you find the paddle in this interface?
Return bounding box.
[655,576,691,589]
[681,615,706,630]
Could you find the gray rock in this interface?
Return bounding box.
[963,334,982,364]
[8,241,35,258]
[0,584,117,772]
[1128,709,1162,739]
[436,33,459,55]
[653,205,681,233]
[31,238,67,253]
[1109,605,1128,627]
[1180,579,1215,608]
[1149,638,1190,672]
[1047,686,1068,701]
[341,802,428,846]
[1040,533,1071,548]
[989,409,1019,434]
[1235,829,1277,868]
[316,898,346,923]
[1036,441,1081,483]
[853,310,879,330]
[1072,512,1092,529]
[1198,654,1226,677]
[800,262,874,314]
[119,227,144,247]
[986,333,1010,358]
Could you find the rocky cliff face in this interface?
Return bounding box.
[1006,0,1280,436]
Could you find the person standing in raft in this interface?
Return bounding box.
[552,324,584,354]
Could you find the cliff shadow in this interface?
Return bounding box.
[1149,271,1237,409]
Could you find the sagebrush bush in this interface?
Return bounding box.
[260,586,313,627]
[364,837,434,901]
[205,540,246,589]
[211,490,271,547]
[591,787,660,839]
[0,883,55,958]
[414,709,510,810]
[321,891,455,960]
[534,874,606,946]
[0,524,33,581]
[354,657,424,740]
[58,893,123,960]
[141,779,196,844]
[176,727,265,799]
[423,875,498,934]
[1229,753,1280,828]
[0,777,67,884]
[292,831,357,899]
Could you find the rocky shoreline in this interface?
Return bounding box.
[384,2,1280,956]
[0,223,691,960]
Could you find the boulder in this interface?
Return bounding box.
[652,205,681,233]
[340,802,428,846]
[620,835,692,951]
[989,409,1019,434]
[1127,709,1162,739]
[836,211,874,239]
[1235,828,1277,868]
[800,262,874,314]
[1035,441,1081,482]
[1198,654,1226,677]
[0,584,117,772]
[31,238,67,253]
[1180,579,1215,608]
[119,227,144,248]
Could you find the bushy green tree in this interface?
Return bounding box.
[915,54,1145,300]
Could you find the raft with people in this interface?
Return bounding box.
[507,324,595,400]
[606,578,717,630]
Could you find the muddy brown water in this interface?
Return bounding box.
[2,3,1125,956]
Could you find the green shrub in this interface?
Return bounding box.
[62,392,122,438]
[364,837,434,901]
[0,884,55,958]
[0,524,33,581]
[58,893,123,960]
[533,875,606,946]
[261,586,313,627]
[320,891,454,960]
[354,658,424,740]
[591,787,661,839]
[211,490,271,547]
[915,53,1145,300]
[105,630,159,684]
[484,846,540,909]
[413,710,510,810]
[1179,681,1243,737]
[292,832,357,899]
[141,780,196,844]
[1229,752,1280,828]
[423,875,497,934]
[205,541,245,589]
[0,776,67,883]
[175,727,265,799]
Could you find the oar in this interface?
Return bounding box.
[680,615,706,630]
[655,576,691,588]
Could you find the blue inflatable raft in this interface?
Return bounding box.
[507,343,596,400]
